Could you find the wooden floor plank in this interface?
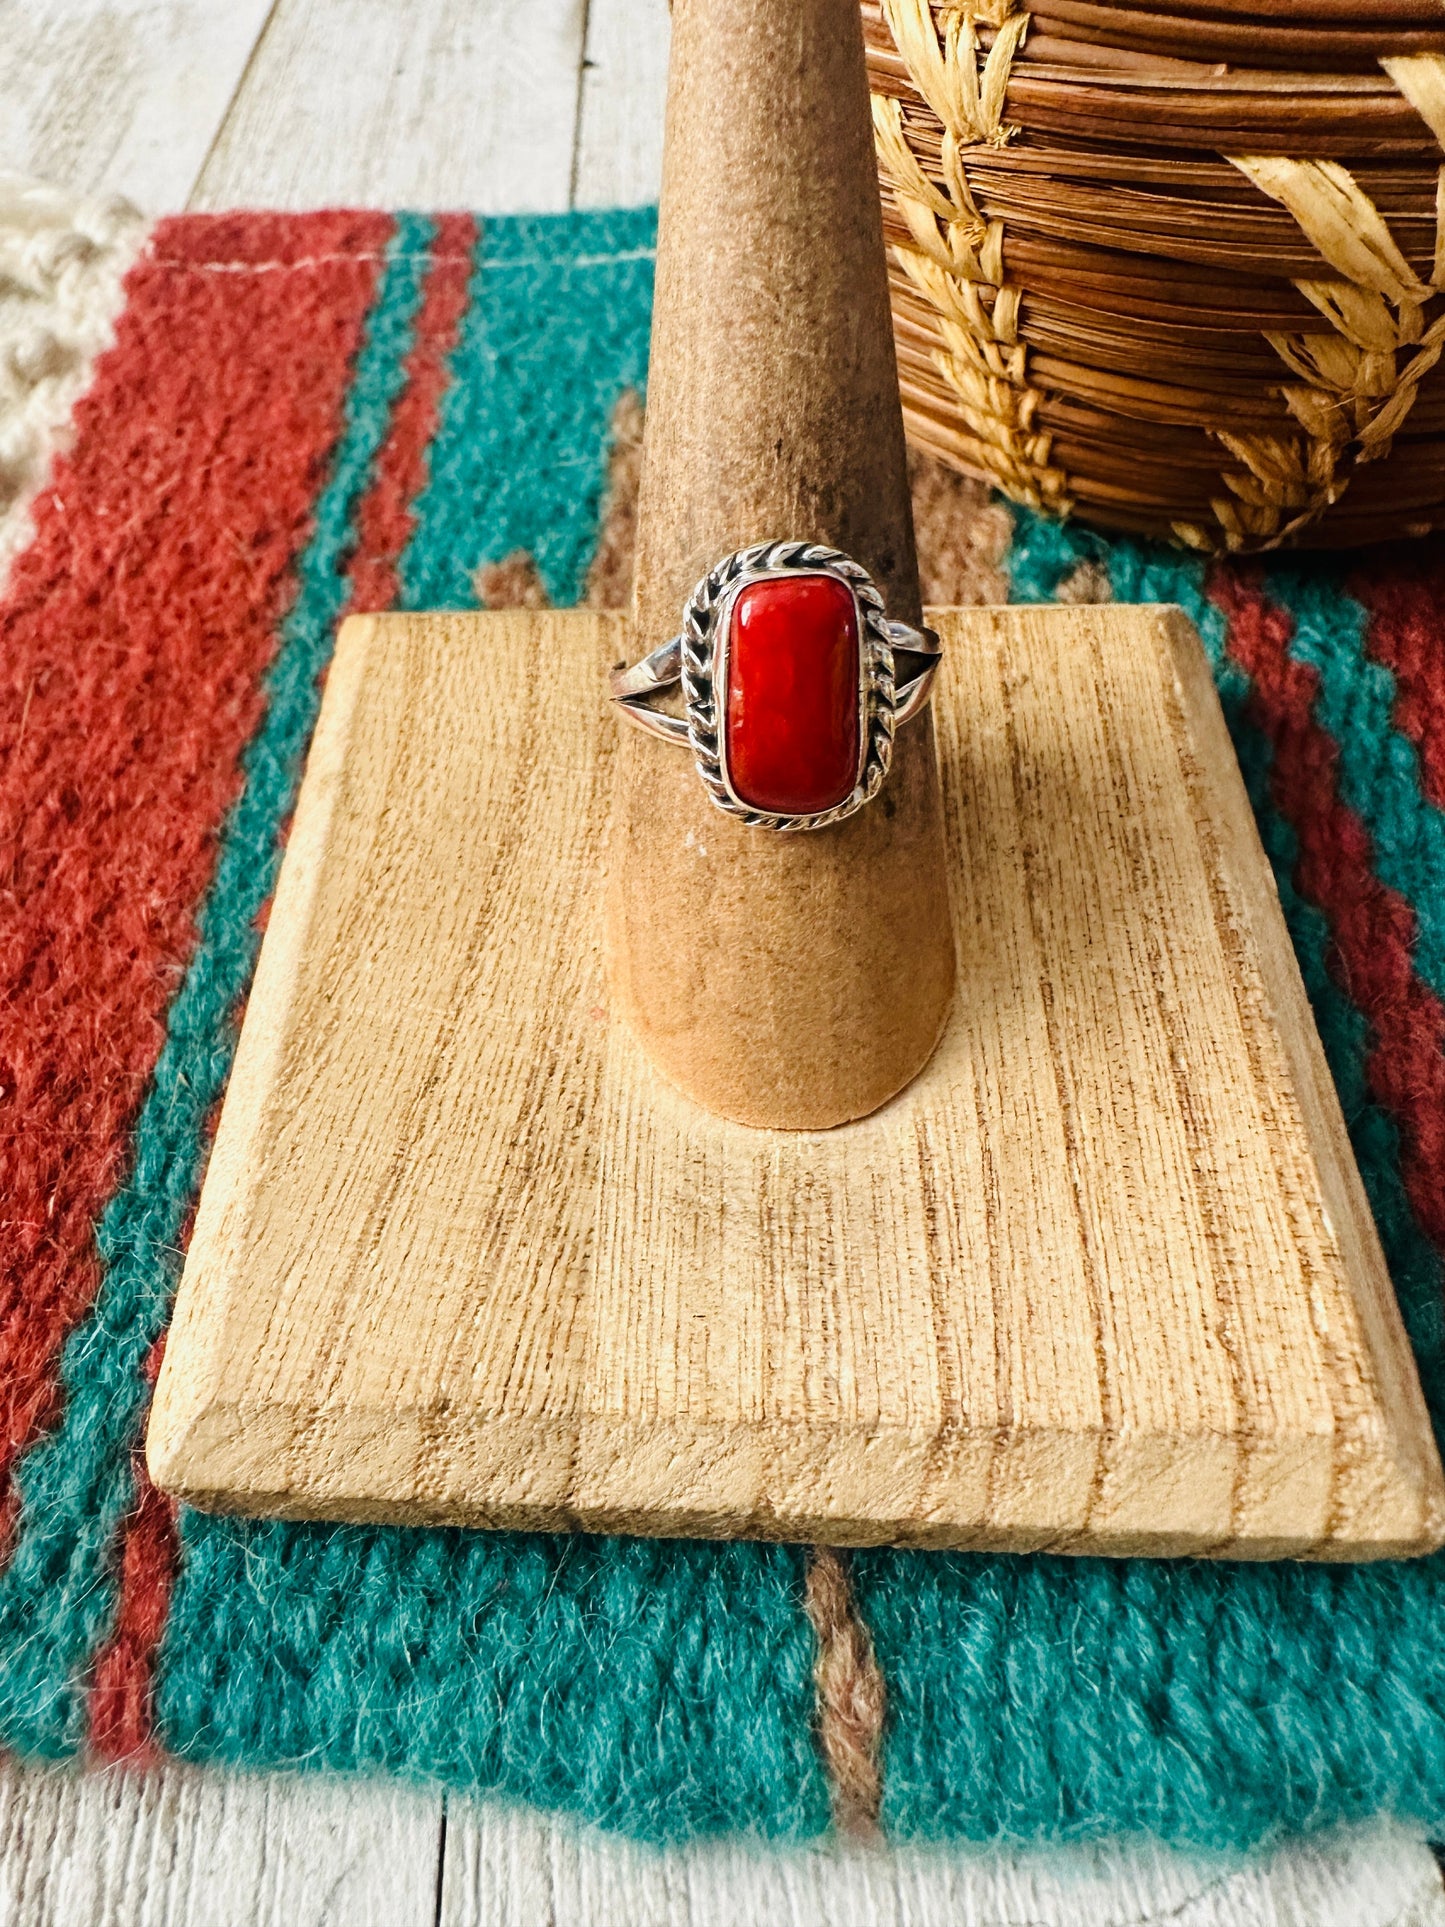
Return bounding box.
[0,1759,443,1927]
[439,1800,1445,1927]
[1,1759,1441,1927]
[572,0,670,208]
[0,0,274,212]
[190,0,588,212]
[7,5,1444,1922]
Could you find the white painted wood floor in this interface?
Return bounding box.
[2,3,1444,1921]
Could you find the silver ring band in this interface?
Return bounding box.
[608,541,941,832]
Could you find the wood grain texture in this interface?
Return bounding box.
[0,0,274,211]
[571,0,670,208]
[13,2,1441,1911]
[145,603,1445,1559]
[4,1762,1440,1927]
[189,0,586,213]
[440,1802,1445,1927]
[0,1759,441,1927]
[2,1,589,1913]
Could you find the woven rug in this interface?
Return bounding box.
[5,179,1445,1850]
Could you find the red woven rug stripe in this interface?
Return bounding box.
[0,209,390,1556]
[87,1333,174,1762]
[1213,568,1445,1253]
[87,213,475,1761]
[1349,557,1445,814]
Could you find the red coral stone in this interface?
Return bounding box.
[723,574,862,815]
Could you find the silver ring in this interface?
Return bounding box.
[609,540,940,832]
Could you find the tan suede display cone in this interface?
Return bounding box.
[606,0,956,1129]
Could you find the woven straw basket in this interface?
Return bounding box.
[865,0,1445,551]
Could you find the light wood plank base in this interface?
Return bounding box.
[146,605,1445,1559]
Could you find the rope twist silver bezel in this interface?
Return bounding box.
[609,540,938,832]
[680,541,897,833]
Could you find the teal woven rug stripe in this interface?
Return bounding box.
[859,515,1445,1846]
[157,207,832,1845]
[400,206,656,611]
[6,202,1445,1850]
[0,210,426,1758]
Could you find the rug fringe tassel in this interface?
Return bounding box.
[0,174,147,587]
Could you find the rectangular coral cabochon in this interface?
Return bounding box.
[146,605,1445,1561]
[722,573,862,815]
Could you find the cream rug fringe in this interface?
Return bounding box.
[0,175,146,588]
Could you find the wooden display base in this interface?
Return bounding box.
[146,604,1445,1560]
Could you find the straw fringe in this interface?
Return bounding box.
[1179,138,1445,550]
[872,12,1445,552]
[871,0,1069,517]
[1385,54,1445,152]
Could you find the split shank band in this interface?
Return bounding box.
[608,540,941,834]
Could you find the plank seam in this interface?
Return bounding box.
[570,0,597,209]
[185,0,284,212]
